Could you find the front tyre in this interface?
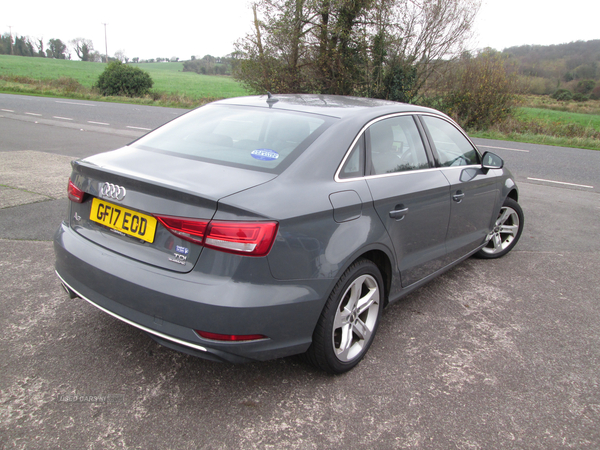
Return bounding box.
[305,259,384,374]
[476,197,524,259]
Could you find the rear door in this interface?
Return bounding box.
[419,115,501,263]
[364,114,451,287]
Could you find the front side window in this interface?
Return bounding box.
[421,116,479,167]
[368,115,429,175]
[133,105,329,173]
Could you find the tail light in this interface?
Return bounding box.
[204,221,278,256]
[155,216,208,245]
[156,215,278,257]
[68,179,85,203]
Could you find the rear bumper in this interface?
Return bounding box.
[54,222,330,363]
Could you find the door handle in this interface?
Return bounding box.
[389,205,408,220]
[452,191,465,203]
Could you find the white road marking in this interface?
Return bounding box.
[53,116,73,121]
[1,109,15,112]
[56,101,95,106]
[478,145,530,153]
[87,121,110,126]
[527,177,593,189]
[126,126,152,131]
[25,112,42,116]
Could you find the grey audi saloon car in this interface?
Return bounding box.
[54,94,523,373]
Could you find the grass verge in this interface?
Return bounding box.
[469,129,600,151]
[469,97,600,151]
[0,75,219,108]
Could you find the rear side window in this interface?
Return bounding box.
[369,115,429,175]
[421,116,479,167]
[133,105,329,173]
[339,135,365,179]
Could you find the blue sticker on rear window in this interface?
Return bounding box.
[251,149,279,161]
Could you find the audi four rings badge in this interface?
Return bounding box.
[100,183,127,201]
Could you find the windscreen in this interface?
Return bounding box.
[133,104,329,173]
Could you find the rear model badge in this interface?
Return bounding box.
[168,253,187,265]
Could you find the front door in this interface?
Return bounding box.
[420,115,500,263]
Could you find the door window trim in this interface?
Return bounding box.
[335,112,439,183]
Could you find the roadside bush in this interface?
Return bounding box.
[95,61,153,97]
[551,88,573,101]
[438,51,518,130]
[591,85,600,100]
[572,92,589,102]
[575,79,596,95]
[51,77,84,94]
[524,76,555,95]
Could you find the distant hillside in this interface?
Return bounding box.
[501,40,600,94]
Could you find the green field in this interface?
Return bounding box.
[128,62,250,98]
[0,55,250,99]
[468,105,600,150]
[0,55,103,87]
[518,107,600,132]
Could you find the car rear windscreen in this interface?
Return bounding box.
[133,105,330,173]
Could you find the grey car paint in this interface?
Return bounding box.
[54,94,519,367]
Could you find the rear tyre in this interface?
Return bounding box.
[476,197,524,259]
[304,259,384,374]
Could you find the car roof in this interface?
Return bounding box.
[213,94,443,120]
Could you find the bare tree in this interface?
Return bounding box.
[114,49,129,63]
[386,0,481,91]
[234,0,480,99]
[47,38,67,59]
[71,38,95,61]
[34,38,44,57]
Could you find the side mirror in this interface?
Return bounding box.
[482,151,504,170]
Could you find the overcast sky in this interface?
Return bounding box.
[4,0,599,61]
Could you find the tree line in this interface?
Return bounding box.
[501,40,600,98]
[0,32,234,71]
[0,34,103,61]
[182,55,234,75]
[0,33,172,64]
[504,40,600,82]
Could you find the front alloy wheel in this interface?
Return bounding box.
[476,197,524,259]
[304,259,384,374]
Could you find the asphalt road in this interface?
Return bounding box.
[1,94,599,449]
[0,93,187,136]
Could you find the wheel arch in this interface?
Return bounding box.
[348,248,395,307]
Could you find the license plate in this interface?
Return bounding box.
[90,198,157,243]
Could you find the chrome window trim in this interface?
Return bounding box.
[335,112,419,183]
[438,164,482,172]
[362,166,442,180]
[335,111,481,183]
